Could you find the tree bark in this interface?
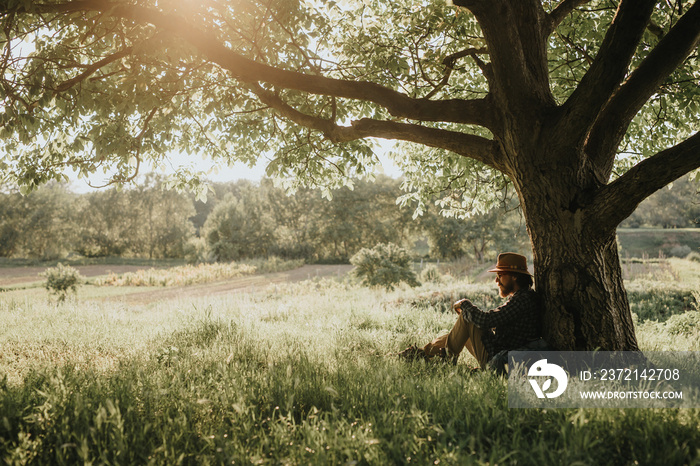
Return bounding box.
[529,218,638,351]
[510,141,639,351]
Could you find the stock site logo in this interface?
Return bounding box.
[528,359,568,399]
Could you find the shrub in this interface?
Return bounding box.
[664,311,700,336]
[686,251,700,263]
[419,264,443,284]
[350,243,420,291]
[41,263,82,302]
[183,237,211,264]
[669,244,692,258]
[627,282,697,322]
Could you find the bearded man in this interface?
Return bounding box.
[399,253,543,369]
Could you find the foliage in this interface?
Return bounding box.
[2,0,700,350]
[74,174,196,259]
[197,176,418,262]
[201,190,278,262]
[620,175,700,229]
[350,243,420,291]
[617,228,700,259]
[626,282,698,323]
[420,199,530,261]
[183,237,211,264]
[0,175,529,264]
[40,263,82,302]
[0,175,196,260]
[664,311,700,336]
[0,183,75,260]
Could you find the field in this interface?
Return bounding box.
[1,259,699,464]
[617,228,700,258]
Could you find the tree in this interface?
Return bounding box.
[73,187,141,256]
[1,1,699,350]
[0,182,76,259]
[130,174,196,258]
[422,201,529,262]
[308,176,415,261]
[202,190,276,261]
[74,175,195,258]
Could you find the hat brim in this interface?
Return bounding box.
[487,266,532,276]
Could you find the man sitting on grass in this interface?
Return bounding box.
[399,252,543,370]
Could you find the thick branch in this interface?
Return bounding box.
[53,47,132,92]
[454,0,554,111]
[12,1,496,130]
[588,131,700,234]
[346,120,502,171]
[559,0,656,143]
[545,0,593,36]
[250,84,502,171]
[585,1,700,179]
[423,47,489,100]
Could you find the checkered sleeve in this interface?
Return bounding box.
[460,292,531,329]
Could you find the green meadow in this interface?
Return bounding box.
[1,259,699,465]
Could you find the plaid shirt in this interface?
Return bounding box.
[460,288,542,358]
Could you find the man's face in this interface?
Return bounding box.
[495,273,516,298]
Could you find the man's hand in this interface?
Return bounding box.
[453,298,472,315]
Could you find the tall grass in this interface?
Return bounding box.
[92,257,304,287]
[1,264,699,464]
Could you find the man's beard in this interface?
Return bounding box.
[499,281,515,298]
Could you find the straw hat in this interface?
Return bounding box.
[487,252,532,276]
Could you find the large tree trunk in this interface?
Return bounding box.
[529,218,638,350]
[512,143,640,351]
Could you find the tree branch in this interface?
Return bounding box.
[585,1,700,180]
[423,47,489,100]
[249,84,502,171]
[346,119,502,171]
[558,0,656,144]
[545,0,593,36]
[53,46,132,93]
[10,1,496,130]
[453,0,554,112]
[588,131,700,234]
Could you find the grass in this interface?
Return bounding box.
[0,257,305,292]
[1,263,699,464]
[618,228,700,258]
[94,257,305,287]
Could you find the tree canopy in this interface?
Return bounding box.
[1,0,695,204]
[2,0,700,349]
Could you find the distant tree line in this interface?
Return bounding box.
[620,175,700,229]
[2,174,694,263]
[0,174,194,260]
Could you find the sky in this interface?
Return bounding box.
[68,140,403,193]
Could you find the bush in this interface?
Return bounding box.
[627,282,698,322]
[686,251,700,263]
[350,243,420,291]
[664,311,700,336]
[41,263,82,302]
[669,244,692,258]
[419,264,443,284]
[183,237,211,264]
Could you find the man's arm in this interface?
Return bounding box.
[459,292,530,328]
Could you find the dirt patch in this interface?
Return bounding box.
[0,265,177,287]
[96,264,354,305]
